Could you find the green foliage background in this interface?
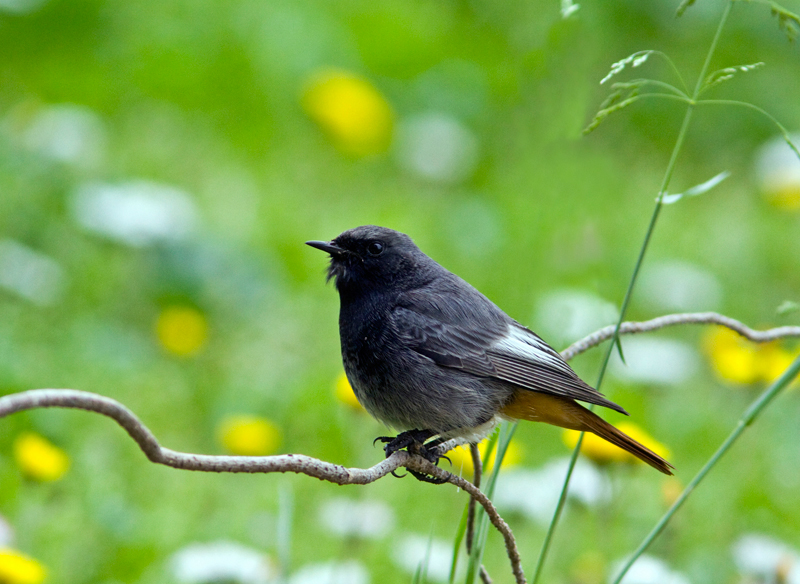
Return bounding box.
[1,0,799,582]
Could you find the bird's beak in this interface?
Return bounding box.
[306,240,345,256]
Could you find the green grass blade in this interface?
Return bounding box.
[532,5,736,582]
[465,422,518,584]
[611,352,800,584]
[449,502,470,583]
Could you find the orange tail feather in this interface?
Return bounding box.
[501,390,674,475]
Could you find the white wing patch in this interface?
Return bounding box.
[491,323,569,372]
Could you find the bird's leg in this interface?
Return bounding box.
[375,428,437,457]
[375,429,450,484]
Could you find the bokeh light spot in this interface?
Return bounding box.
[217,415,281,456]
[12,432,70,482]
[302,69,394,156]
[0,548,47,584]
[156,306,209,357]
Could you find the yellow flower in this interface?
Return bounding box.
[156,306,208,356]
[764,184,800,211]
[703,327,761,384]
[302,69,394,156]
[563,422,670,467]
[334,372,364,410]
[703,327,799,386]
[13,432,70,481]
[217,415,281,456]
[0,548,46,584]
[447,439,522,474]
[759,344,800,384]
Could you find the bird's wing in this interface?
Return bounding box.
[393,299,627,414]
[486,323,627,414]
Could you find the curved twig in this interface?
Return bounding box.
[561,311,800,362]
[3,312,798,584]
[0,388,525,582]
[465,443,493,584]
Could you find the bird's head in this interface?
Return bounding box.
[307,225,432,295]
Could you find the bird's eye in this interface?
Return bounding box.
[366,241,384,256]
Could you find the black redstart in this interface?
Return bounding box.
[307,225,673,476]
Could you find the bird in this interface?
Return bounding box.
[307,225,673,476]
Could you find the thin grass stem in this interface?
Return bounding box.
[697,99,800,159]
[531,4,735,582]
[611,353,800,584]
[623,79,690,98]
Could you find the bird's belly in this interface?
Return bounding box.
[342,342,510,435]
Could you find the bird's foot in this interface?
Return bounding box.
[375,430,449,484]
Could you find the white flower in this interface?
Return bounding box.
[755,134,800,201]
[170,541,273,584]
[535,290,618,348]
[394,112,479,184]
[0,239,65,306]
[732,533,799,582]
[638,260,722,312]
[612,554,690,584]
[610,337,699,385]
[71,180,199,246]
[391,534,459,583]
[0,513,14,547]
[318,497,395,538]
[289,561,369,584]
[22,104,105,167]
[493,457,611,524]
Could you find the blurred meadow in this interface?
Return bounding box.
[1,0,800,583]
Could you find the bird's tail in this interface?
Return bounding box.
[501,390,674,475]
[579,409,674,475]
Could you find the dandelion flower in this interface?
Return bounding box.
[759,344,800,385]
[156,305,208,356]
[217,415,281,456]
[0,549,47,584]
[703,327,799,386]
[13,432,70,482]
[302,69,393,156]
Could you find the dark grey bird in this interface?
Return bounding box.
[307,225,672,476]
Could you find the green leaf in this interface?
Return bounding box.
[448,503,470,583]
[661,171,730,204]
[777,300,800,315]
[465,423,517,584]
[413,532,435,584]
[614,336,626,364]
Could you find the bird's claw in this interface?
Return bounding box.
[407,469,448,484]
[377,429,449,483]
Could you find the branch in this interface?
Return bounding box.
[3,312,797,584]
[0,388,525,583]
[465,443,493,584]
[560,311,800,361]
